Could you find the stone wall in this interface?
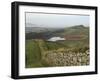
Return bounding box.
[42,49,89,66]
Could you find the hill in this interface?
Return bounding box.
[25,25,89,68]
[26,25,89,40]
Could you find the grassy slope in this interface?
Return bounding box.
[55,26,89,48]
[26,39,89,68]
[25,39,68,68]
[56,26,89,36]
[25,40,44,68]
[25,25,89,68]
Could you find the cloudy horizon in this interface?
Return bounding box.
[25,12,89,28]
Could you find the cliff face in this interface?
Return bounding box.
[42,49,89,66]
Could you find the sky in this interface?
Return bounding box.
[26,12,89,28]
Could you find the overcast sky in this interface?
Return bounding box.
[26,12,89,28]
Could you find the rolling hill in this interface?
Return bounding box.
[25,25,89,40]
[25,25,89,68]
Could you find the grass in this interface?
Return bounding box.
[25,25,89,68]
[25,40,43,68]
[25,39,89,68]
[25,39,65,68]
[59,39,89,48]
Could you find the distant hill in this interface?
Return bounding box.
[26,27,48,33]
[25,25,89,40]
[69,25,86,29]
[60,25,89,35]
[25,27,64,33]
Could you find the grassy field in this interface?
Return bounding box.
[25,40,43,68]
[25,39,89,68]
[25,39,65,68]
[25,25,89,68]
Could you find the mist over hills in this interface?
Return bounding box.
[25,23,64,33]
[25,24,88,33]
[25,24,89,40]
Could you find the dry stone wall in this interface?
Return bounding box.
[42,49,89,66]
